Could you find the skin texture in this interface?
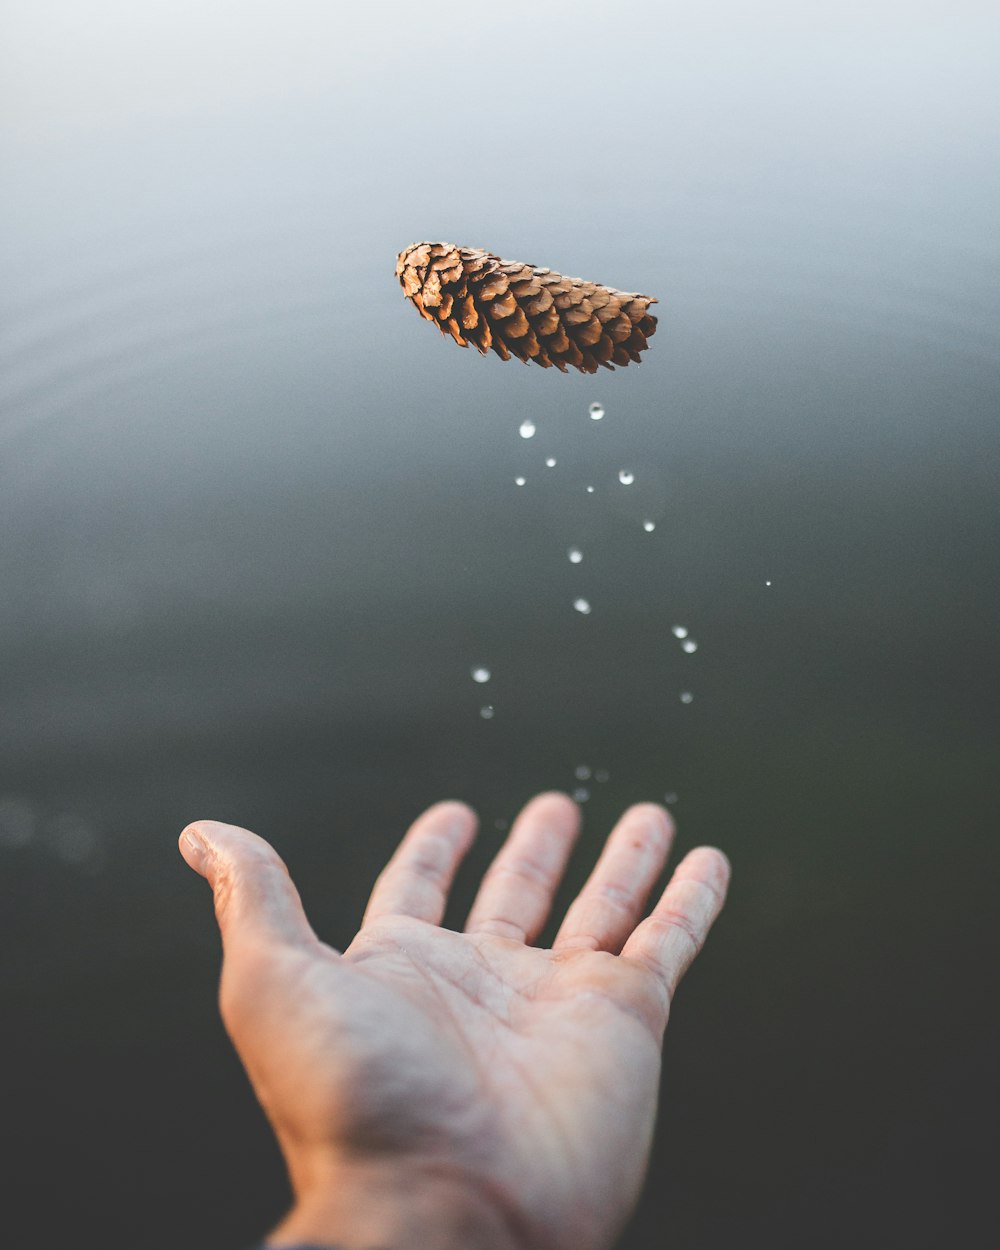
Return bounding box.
[179,793,730,1250]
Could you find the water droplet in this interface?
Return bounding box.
[618,470,635,485]
[663,791,678,805]
[573,787,591,803]
[765,580,772,586]
[480,705,495,719]
[471,666,491,683]
[589,402,605,420]
[643,520,656,532]
[682,639,698,654]
[679,691,694,704]
[519,420,536,439]
[586,485,595,494]
[573,598,592,615]
[545,457,557,468]
[515,476,526,486]
[574,765,591,780]
[671,625,688,639]
[567,547,583,564]
[594,768,610,783]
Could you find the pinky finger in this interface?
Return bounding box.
[620,847,731,998]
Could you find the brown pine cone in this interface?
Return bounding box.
[396,242,657,373]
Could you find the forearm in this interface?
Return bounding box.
[264,1158,531,1250]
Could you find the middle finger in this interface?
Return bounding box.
[553,803,674,954]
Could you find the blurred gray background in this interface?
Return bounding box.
[1,2,997,1246]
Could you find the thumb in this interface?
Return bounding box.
[179,819,318,954]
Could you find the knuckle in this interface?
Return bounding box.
[592,879,635,911]
[489,855,552,893]
[554,932,602,953]
[471,916,526,941]
[403,847,448,882]
[649,908,704,954]
[626,947,676,1009]
[679,872,725,907]
[249,842,288,875]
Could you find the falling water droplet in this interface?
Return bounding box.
[586,485,595,494]
[618,470,635,485]
[765,580,772,586]
[589,402,605,420]
[545,457,557,468]
[643,520,656,532]
[519,420,536,439]
[679,691,694,704]
[471,667,491,683]
[573,787,591,803]
[574,765,592,780]
[682,639,698,654]
[480,705,495,719]
[573,598,592,615]
[515,476,526,486]
[594,768,610,783]
[663,792,678,805]
[567,547,583,564]
[671,625,688,639]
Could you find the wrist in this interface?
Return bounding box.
[264,1157,531,1250]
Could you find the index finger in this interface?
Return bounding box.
[362,801,478,927]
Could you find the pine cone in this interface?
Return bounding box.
[396,242,657,374]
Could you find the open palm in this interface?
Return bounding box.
[181,793,729,1250]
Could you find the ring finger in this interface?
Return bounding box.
[553,803,675,954]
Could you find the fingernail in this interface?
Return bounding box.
[179,826,207,872]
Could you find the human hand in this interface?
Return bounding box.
[179,793,729,1250]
